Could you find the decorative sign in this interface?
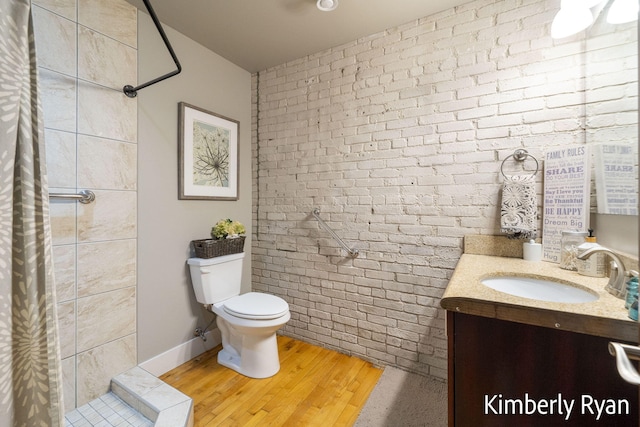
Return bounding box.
[542,146,591,263]
[593,143,638,215]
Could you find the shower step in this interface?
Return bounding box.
[65,366,193,427]
[64,392,152,427]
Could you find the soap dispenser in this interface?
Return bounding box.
[523,239,542,262]
[576,229,606,278]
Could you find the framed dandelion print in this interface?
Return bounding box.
[178,102,239,200]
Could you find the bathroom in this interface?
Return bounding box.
[20,0,638,423]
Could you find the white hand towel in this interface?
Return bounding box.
[500,174,537,239]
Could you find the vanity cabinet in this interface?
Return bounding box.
[447,311,638,426]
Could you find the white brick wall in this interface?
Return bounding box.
[251,0,637,380]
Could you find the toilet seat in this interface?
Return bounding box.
[223,292,289,320]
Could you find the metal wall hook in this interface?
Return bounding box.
[123,0,181,98]
[512,148,529,161]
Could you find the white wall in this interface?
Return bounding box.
[251,0,637,380]
[136,12,252,364]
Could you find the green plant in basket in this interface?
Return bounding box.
[212,219,246,239]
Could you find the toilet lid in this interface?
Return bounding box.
[223,292,289,320]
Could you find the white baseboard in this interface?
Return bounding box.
[139,330,221,377]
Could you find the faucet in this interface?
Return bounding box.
[577,247,634,299]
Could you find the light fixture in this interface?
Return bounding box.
[317,0,338,12]
[551,0,594,38]
[607,0,639,24]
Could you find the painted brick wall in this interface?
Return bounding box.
[251,0,637,380]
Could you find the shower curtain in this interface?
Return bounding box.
[0,0,65,426]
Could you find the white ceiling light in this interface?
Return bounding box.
[607,0,639,24]
[551,0,594,38]
[317,0,338,12]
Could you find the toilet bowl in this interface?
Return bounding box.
[211,292,290,378]
[187,253,290,378]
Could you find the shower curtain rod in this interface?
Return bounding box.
[123,0,181,98]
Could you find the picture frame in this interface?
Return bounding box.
[178,102,239,200]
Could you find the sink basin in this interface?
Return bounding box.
[481,276,599,303]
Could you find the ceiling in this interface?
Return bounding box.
[126,0,471,73]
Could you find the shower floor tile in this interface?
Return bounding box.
[65,392,154,427]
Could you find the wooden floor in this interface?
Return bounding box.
[160,335,383,427]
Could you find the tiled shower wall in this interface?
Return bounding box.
[34,0,138,411]
[251,0,637,380]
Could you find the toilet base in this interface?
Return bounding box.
[214,309,289,379]
[217,332,281,379]
[217,348,243,375]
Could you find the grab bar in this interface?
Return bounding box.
[312,208,359,258]
[49,190,95,204]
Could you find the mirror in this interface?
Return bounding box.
[585,1,638,216]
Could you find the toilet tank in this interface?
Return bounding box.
[187,252,244,304]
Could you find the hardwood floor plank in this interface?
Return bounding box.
[333,401,361,426]
[252,352,346,424]
[304,363,372,426]
[344,364,384,409]
[160,335,383,426]
[291,360,361,424]
[243,339,331,417]
[203,340,326,425]
[231,409,269,426]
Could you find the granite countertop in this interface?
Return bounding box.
[441,239,638,343]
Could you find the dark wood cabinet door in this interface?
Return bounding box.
[448,312,638,427]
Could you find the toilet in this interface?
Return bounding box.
[187,252,290,378]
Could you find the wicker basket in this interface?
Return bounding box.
[192,236,245,259]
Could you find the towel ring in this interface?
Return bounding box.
[500,149,539,179]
